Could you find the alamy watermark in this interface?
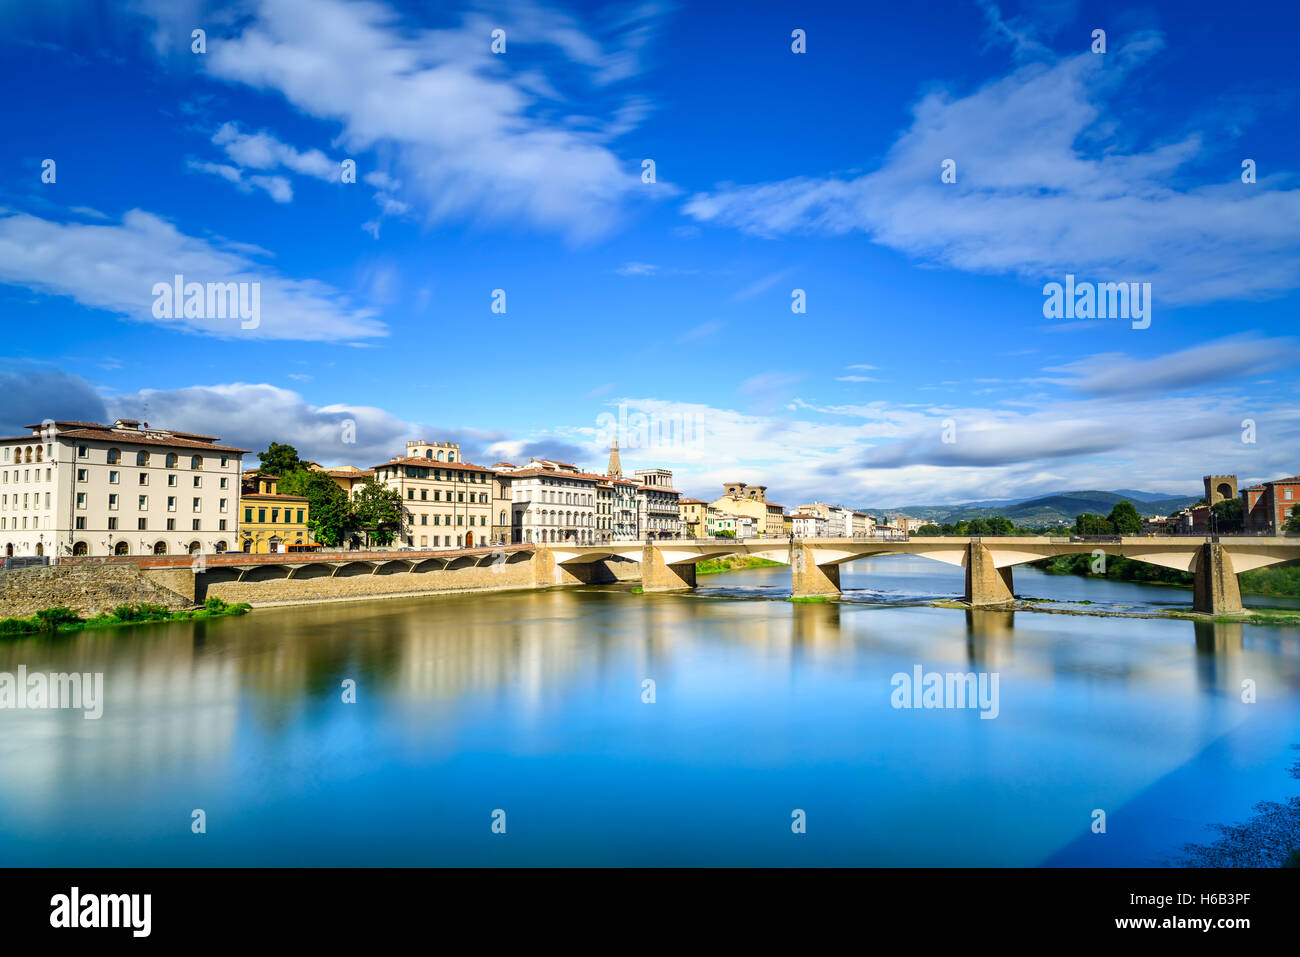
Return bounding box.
[0,666,104,719]
[595,402,699,450]
[890,664,1000,719]
[152,274,260,329]
[1042,274,1151,329]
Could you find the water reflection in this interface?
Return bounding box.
[0,563,1297,866]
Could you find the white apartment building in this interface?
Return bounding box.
[498,460,599,544]
[1,419,246,559]
[799,501,853,536]
[371,441,495,549]
[633,468,681,539]
[791,512,828,538]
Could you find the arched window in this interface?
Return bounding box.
[34,446,42,462]
[136,451,149,466]
[188,541,202,554]
[190,455,202,470]
[24,447,32,463]
[114,541,130,555]
[108,448,121,464]
[214,541,228,553]
[72,541,88,555]
[448,451,456,461]
[166,453,177,468]
[499,510,506,525]
[153,540,167,555]
[437,451,445,462]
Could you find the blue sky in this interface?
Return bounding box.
[1,0,1297,507]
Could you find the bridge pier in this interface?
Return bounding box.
[791,544,841,597]
[532,547,597,587]
[640,543,697,592]
[1192,542,1242,615]
[964,542,1015,606]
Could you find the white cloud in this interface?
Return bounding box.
[0,208,385,341]
[187,159,295,202]
[173,0,667,242]
[683,34,1300,305]
[212,122,338,180]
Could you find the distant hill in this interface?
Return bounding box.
[858,489,1201,526]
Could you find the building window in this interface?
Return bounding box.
[108,517,117,530]
[138,517,148,530]
[193,519,201,531]
[139,472,149,485]
[75,517,85,530]
[136,451,149,466]
[191,456,203,470]
[108,494,119,510]
[166,519,175,530]
[166,453,178,468]
[108,448,121,464]
[109,470,119,484]
[244,508,253,523]
[76,492,86,509]
[78,445,88,458]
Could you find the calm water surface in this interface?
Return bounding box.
[2,556,1298,866]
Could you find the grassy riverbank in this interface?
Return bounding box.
[0,597,251,637]
[1034,554,1300,598]
[696,555,786,575]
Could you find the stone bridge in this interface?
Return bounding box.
[550,536,1300,614]
[53,536,1299,615]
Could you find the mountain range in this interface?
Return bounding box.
[858,490,1201,526]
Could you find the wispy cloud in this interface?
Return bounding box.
[684,34,1300,305]
[0,208,385,341]
[159,0,670,242]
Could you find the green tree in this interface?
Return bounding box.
[985,515,1014,536]
[1284,504,1300,535]
[257,442,302,477]
[1107,501,1143,535]
[279,469,349,547]
[1210,498,1244,533]
[350,479,403,547]
[1075,512,1114,535]
[917,523,943,536]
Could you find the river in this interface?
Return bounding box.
[1,556,1297,866]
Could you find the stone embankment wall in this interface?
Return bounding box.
[1,551,644,615]
[0,564,194,618]
[200,555,641,606]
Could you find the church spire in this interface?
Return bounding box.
[607,435,623,479]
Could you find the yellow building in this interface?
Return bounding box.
[238,473,313,553]
[678,497,710,537]
[709,482,786,537]
[310,463,374,500]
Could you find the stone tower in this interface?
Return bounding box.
[1203,474,1238,506]
[607,436,623,480]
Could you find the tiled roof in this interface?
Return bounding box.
[371,457,496,474]
[43,428,248,454]
[240,492,310,502]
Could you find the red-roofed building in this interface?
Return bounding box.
[1242,476,1300,535]
[2,419,246,559]
[370,440,497,548]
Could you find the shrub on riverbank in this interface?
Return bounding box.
[0,597,250,637]
[696,555,785,575]
[1034,554,1300,598]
